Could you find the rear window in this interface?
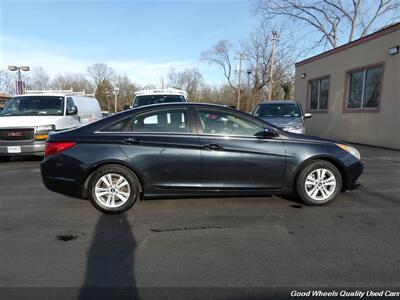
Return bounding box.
[134,95,186,107]
[254,103,301,118]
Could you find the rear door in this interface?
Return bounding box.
[194,107,286,190]
[99,107,201,189]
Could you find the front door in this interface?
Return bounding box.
[195,108,286,190]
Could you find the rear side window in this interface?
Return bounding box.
[101,109,190,133]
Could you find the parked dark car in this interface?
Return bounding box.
[41,103,363,214]
[252,101,311,134]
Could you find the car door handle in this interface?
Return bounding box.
[123,137,142,145]
[203,143,224,151]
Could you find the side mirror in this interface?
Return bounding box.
[304,113,312,119]
[67,105,78,115]
[123,104,131,110]
[256,128,279,139]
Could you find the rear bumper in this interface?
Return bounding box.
[0,141,45,156]
[41,157,85,197]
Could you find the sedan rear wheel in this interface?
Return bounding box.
[297,160,342,205]
[89,165,141,214]
[95,173,131,209]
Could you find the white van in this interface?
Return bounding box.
[0,90,102,161]
[129,88,187,108]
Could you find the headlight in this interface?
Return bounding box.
[284,124,303,131]
[37,125,54,132]
[336,143,361,160]
[35,125,55,141]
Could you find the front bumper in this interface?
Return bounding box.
[0,141,45,156]
[346,161,364,190]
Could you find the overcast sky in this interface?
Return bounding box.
[1,0,259,86]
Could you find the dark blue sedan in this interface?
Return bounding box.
[41,103,363,214]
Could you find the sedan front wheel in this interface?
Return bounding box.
[296,160,342,205]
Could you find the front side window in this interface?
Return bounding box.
[102,109,190,133]
[347,65,382,110]
[0,96,64,116]
[197,109,263,136]
[309,77,329,111]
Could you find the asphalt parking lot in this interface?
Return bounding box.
[1,145,400,299]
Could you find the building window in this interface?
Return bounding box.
[309,77,329,111]
[346,65,383,110]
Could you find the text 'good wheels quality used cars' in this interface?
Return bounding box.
[41,103,363,214]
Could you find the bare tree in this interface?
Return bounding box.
[198,84,237,106]
[167,68,204,101]
[114,74,138,109]
[254,0,400,49]
[87,63,115,87]
[201,40,237,91]
[0,70,14,94]
[51,73,94,93]
[28,67,50,90]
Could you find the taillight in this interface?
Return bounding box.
[44,142,76,157]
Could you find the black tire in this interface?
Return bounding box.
[296,160,342,206]
[0,156,11,162]
[88,164,141,214]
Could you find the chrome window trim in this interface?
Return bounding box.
[94,131,280,140]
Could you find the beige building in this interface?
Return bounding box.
[295,23,400,150]
[0,93,12,109]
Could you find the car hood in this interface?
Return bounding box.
[0,115,63,128]
[259,116,302,127]
[283,131,340,144]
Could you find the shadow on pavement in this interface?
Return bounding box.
[78,213,138,300]
[0,155,43,162]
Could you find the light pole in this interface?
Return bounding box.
[8,65,30,95]
[113,87,120,113]
[268,31,279,101]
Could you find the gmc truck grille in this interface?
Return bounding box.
[0,128,35,141]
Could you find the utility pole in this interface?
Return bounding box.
[235,53,247,110]
[268,31,279,101]
[247,68,252,110]
[113,87,119,113]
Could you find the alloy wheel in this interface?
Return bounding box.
[94,173,131,208]
[304,168,337,201]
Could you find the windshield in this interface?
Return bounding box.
[134,95,186,107]
[254,103,301,118]
[0,96,65,116]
